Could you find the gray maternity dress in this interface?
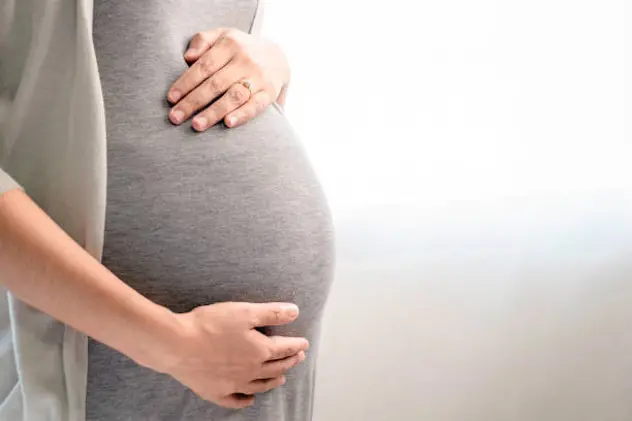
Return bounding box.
[86,1,335,420]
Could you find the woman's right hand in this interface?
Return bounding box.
[0,189,307,411]
[150,302,309,409]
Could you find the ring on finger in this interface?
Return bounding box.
[238,79,254,97]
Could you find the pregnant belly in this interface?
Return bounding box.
[102,105,334,336]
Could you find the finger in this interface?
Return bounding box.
[168,38,235,104]
[238,376,286,395]
[184,28,226,62]
[265,336,309,361]
[217,393,255,409]
[224,90,272,128]
[191,83,251,132]
[169,64,246,125]
[260,351,306,378]
[248,302,300,327]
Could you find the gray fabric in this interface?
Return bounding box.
[86,1,334,420]
[0,1,106,420]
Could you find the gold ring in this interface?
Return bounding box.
[239,79,254,95]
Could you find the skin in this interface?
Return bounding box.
[167,28,291,131]
[0,189,308,408]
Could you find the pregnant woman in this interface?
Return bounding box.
[0,1,334,420]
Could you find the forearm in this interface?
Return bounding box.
[0,188,180,369]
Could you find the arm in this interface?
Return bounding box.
[0,187,180,369]
[0,186,309,408]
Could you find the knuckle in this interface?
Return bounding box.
[192,31,206,43]
[207,77,223,94]
[257,345,271,361]
[241,306,258,325]
[197,59,215,77]
[220,34,235,48]
[199,31,212,40]
[215,35,227,47]
[209,102,226,118]
[228,86,247,104]
[187,94,205,111]
[237,53,256,68]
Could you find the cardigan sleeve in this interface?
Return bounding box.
[249,0,265,35]
[0,167,21,195]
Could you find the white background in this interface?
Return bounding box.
[263,1,630,420]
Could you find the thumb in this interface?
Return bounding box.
[248,302,300,328]
[184,28,225,62]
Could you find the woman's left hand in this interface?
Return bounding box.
[167,28,290,131]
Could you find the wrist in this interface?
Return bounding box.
[270,41,291,98]
[122,303,187,372]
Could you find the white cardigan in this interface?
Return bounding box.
[0,1,263,419]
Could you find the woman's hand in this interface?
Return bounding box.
[160,302,308,409]
[167,28,290,131]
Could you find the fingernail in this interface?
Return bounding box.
[193,116,208,131]
[185,48,197,57]
[280,304,299,317]
[298,351,307,362]
[169,89,181,103]
[170,109,184,124]
[226,116,237,127]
